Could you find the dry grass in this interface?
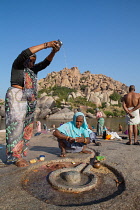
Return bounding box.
[91,164,112,174]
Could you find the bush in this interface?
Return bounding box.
[118,103,122,107]
[104,111,114,117]
[37,88,48,98]
[80,76,87,81]
[113,109,120,117]
[80,85,88,91]
[109,91,121,101]
[51,86,76,101]
[69,97,96,109]
[101,102,107,109]
[38,86,77,101]
[87,108,95,114]
[120,110,126,116]
[55,99,62,108]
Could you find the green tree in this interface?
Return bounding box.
[109,91,121,102]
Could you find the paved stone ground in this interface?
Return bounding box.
[0,131,140,210]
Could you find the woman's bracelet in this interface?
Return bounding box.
[84,138,88,144]
[66,136,70,141]
[44,42,48,49]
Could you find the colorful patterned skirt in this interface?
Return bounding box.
[5,87,37,163]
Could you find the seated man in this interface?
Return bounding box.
[53,112,92,157]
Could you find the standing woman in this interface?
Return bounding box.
[5,40,61,167]
[96,108,105,136]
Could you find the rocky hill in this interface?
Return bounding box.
[0,67,128,120]
[38,67,128,107]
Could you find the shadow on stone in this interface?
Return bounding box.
[30,146,60,155]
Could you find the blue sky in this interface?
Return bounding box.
[1,0,140,99]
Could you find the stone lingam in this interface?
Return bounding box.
[48,163,98,193]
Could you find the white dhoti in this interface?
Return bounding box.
[126,107,140,125]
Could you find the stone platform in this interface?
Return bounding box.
[0,131,140,210]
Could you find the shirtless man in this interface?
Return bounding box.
[122,85,140,145]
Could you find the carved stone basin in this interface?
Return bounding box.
[48,163,98,193]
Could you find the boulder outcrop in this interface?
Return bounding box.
[1,67,128,120]
[38,67,128,108]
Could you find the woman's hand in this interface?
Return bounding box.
[46,40,57,47]
[75,137,85,143]
[75,137,90,144]
[68,137,75,143]
[47,41,61,52]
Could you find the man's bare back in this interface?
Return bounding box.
[123,92,140,108]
